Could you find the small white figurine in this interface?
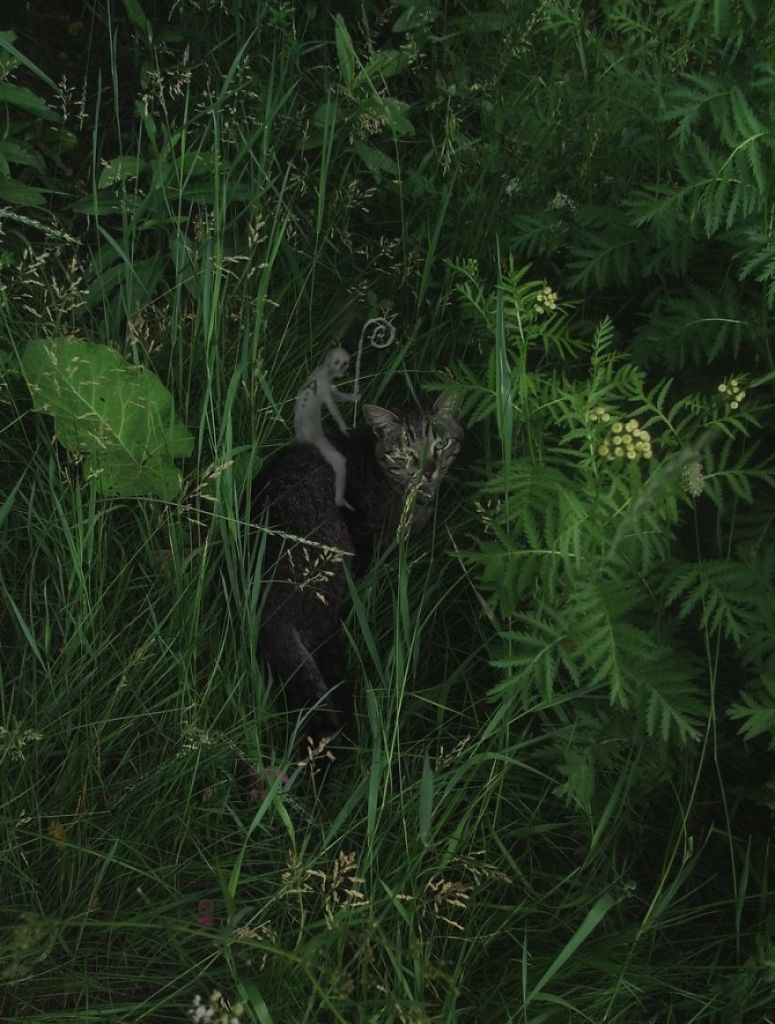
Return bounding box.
[294,347,357,510]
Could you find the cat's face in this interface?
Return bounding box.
[364,396,463,501]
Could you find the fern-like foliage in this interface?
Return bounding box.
[665,559,772,646]
[452,262,775,791]
[735,226,775,310]
[489,581,706,745]
[566,206,640,290]
[509,211,567,260]
[630,283,747,369]
[728,675,775,742]
[508,12,775,376]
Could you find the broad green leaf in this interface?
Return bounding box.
[351,139,398,180]
[0,176,45,207]
[70,194,136,216]
[123,0,150,36]
[0,139,46,172]
[392,4,439,33]
[0,31,59,91]
[0,81,60,123]
[313,99,338,129]
[447,12,512,32]
[85,255,162,307]
[175,149,216,178]
[98,156,146,188]
[334,14,355,89]
[21,337,193,500]
[419,753,434,846]
[356,49,411,86]
[367,96,414,136]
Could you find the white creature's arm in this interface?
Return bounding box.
[322,383,349,433]
[330,383,357,403]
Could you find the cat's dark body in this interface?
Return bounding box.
[252,402,462,744]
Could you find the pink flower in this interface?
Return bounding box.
[196,898,215,927]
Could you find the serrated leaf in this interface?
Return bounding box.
[641,654,705,743]
[728,676,775,740]
[553,744,595,811]
[21,337,192,500]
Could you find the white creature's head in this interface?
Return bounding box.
[325,347,350,379]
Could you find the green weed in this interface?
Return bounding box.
[0,2,772,1021]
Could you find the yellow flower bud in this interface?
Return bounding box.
[738,390,746,401]
[621,433,632,445]
[627,449,637,459]
[602,413,611,423]
[625,419,639,432]
[614,446,624,457]
[730,401,739,409]
[598,444,610,456]
[718,383,727,393]
[612,422,623,433]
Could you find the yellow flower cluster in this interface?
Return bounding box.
[718,377,746,410]
[597,418,653,461]
[534,284,558,315]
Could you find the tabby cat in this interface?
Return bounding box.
[252,397,463,746]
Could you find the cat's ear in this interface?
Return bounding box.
[363,404,400,436]
[432,391,461,419]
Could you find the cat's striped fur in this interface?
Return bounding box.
[253,398,462,746]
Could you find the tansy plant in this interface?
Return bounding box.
[449,262,775,807]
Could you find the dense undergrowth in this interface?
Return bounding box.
[0,1,773,1021]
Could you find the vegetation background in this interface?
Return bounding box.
[0,0,773,1021]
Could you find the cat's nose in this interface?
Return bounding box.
[423,459,436,479]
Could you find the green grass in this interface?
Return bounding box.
[1,2,773,1021]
